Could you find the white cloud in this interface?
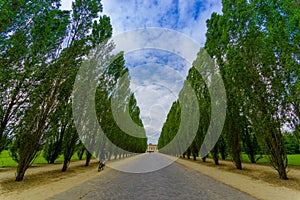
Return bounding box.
[60,0,73,10]
[61,0,222,44]
[102,0,222,44]
[128,58,185,142]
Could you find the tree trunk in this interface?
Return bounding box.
[187,148,191,159]
[249,153,256,163]
[267,129,288,180]
[278,165,288,180]
[192,153,197,161]
[49,124,67,164]
[212,148,219,165]
[220,150,226,160]
[78,147,85,160]
[49,155,56,164]
[15,164,28,181]
[230,119,242,169]
[276,156,288,180]
[201,155,207,162]
[219,136,227,160]
[271,150,288,179]
[242,120,256,164]
[49,142,62,164]
[62,158,69,172]
[61,132,77,172]
[62,146,73,172]
[14,141,39,182]
[85,151,92,166]
[233,157,242,170]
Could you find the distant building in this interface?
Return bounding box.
[146,143,158,153]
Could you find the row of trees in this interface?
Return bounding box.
[1,0,147,181]
[158,0,299,180]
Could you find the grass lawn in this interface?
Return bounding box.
[208,153,300,166]
[287,154,300,166]
[240,153,300,166]
[1,150,299,167]
[0,150,18,167]
[0,150,86,167]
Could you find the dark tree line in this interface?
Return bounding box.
[1,0,147,181]
[158,0,299,180]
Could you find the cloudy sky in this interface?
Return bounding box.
[61,0,222,144]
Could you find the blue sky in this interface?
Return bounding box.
[61,0,222,45]
[126,49,189,142]
[61,0,222,144]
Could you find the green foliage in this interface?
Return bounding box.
[0,0,115,180]
[94,52,148,155]
[241,119,262,163]
[43,135,62,164]
[186,66,211,160]
[159,0,299,179]
[0,0,69,154]
[283,133,300,154]
[158,101,181,151]
[203,0,300,179]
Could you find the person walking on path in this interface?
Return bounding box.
[98,148,108,171]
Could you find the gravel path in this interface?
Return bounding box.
[49,153,256,200]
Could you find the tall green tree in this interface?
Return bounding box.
[5,1,71,181]
[5,0,109,181]
[158,101,181,154]
[0,0,69,153]
[186,67,211,162]
[59,1,113,172]
[205,0,299,179]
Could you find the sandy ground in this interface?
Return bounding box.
[0,155,299,200]
[0,160,110,200]
[176,157,300,200]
